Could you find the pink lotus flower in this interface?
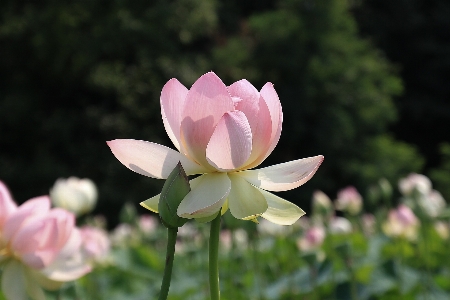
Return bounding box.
[80,226,110,263]
[382,204,420,240]
[297,226,326,252]
[0,181,91,300]
[108,72,323,225]
[335,186,362,215]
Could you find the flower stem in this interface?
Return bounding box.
[209,213,221,300]
[158,227,178,300]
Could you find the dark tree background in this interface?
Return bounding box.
[1,0,448,226]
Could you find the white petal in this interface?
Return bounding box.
[177,173,231,219]
[1,261,28,300]
[107,139,208,178]
[238,155,324,191]
[228,174,268,220]
[259,190,305,225]
[140,194,160,213]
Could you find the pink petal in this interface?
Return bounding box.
[228,81,273,168]
[206,111,252,171]
[180,72,235,168]
[253,83,283,166]
[160,78,189,153]
[2,197,51,243]
[0,181,17,228]
[47,208,75,248]
[107,139,208,179]
[228,79,260,127]
[42,228,92,281]
[237,155,324,191]
[243,95,273,168]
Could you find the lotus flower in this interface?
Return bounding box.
[382,204,420,240]
[297,226,326,252]
[335,186,363,215]
[108,72,323,225]
[0,181,91,300]
[50,177,98,216]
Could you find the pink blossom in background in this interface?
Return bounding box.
[107,72,324,225]
[382,204,420,240]
[138,214,158,234]
[0,181,91,300]
[329,217,353,234]
[361,214,376,235]
[335,186,363,215]
[398,173,432,196]
[80,226,111,263]
[297,226,326,252]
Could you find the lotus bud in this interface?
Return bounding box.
[50,177,97,216]
[158,162,190,229]
[335,186,362,215]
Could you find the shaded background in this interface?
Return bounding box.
[1,0,449,227]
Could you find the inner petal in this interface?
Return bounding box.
[206,111,252,171]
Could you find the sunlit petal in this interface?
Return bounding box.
[257,83,283,163]
[206,111,252,171]
[259,189,305,225]
[228,174,268,220]
[177,173,231,219]
[140,194,160,213]
[180,72,235,167]
[241,95,273,168]
[107,139,207,178]
[160,78,188,153]
[238,155,324,191]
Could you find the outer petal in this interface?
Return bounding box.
[237,155,324,192]
[227,174,268,220]
[177,173,231,219]
[228,79,272,169]
[107,139,208,178]
[259,189,305,225]
[245,83,283,169]
[12,219,59,269]
[140,194,160,213]
[180,72,235,168]
[41,228,91,281]
[2,197,51,243]
[1,260,28,300]
[160,78,189,153]
[206,111,252,171]
[0,181,17,228]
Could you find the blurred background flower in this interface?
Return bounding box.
[50,177,98,216]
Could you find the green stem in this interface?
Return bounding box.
[209,213,221,300]
[158,227,178,300]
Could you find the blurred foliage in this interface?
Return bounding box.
[0,0,431,226]
[354,0,450,169]
[430,143,450,201]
